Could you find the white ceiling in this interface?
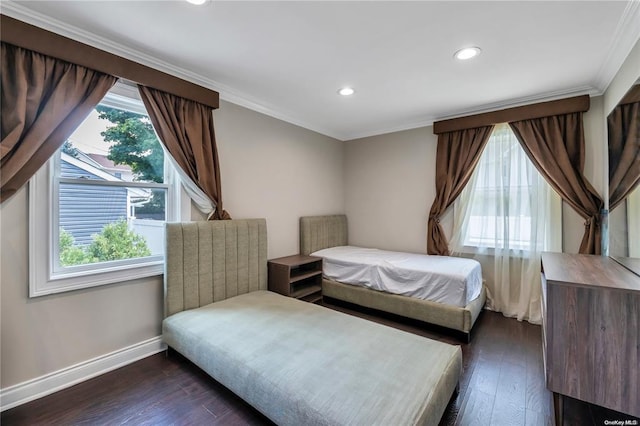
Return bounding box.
[3,1,640,140]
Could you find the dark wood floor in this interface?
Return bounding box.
[3,300,638,426]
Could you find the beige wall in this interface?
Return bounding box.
[1,190,164,387]
[344,96,606,255]
[0,100,344,388]
[214,101,345,259]
[344,127,437,253]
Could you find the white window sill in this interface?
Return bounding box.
[30,260,163,297]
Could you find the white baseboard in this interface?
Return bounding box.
[0,336,167,412]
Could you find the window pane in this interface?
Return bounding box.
[58,183,166,267]
[130,188,167,257]
[56,102,167,269]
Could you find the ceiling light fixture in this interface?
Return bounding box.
[338,87,355,96]
[186,0,208,5]
[454,47,482,61]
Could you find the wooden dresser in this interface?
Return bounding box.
[541,252,640,423]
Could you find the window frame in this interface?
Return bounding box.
[29,81,183,297]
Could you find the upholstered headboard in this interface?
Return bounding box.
[164,219,267,317]
[299,215,348,255]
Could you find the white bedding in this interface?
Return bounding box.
[311,246,482,307]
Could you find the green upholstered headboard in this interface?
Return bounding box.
[164,219,267,317]
[299,215,348,256]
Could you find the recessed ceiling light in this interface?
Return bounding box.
[454,47,482,61]
[186,0,208,5]
[338,87,355,96]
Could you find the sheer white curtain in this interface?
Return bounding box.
[450,124,561,324]
[165,150,216,218]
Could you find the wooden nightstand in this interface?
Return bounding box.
[268,255,323,303]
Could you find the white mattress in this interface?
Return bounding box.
[311,246,483,307]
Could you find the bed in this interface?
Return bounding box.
[162,219,462,426]
[300,215,486,341]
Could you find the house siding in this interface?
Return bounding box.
[60,160,128,246]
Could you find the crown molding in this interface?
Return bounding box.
[0,3,216,91]
[0,3,343,140]
[344,85,598,141]
[593,0,640,92]
[432,85,599,123]
[1,1,636,143]
[218,89,344,140]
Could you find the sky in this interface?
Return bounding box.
[67,109,113,155]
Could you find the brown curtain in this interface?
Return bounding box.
[510,113,603,254]
[1,43,117,202]
[138,85,230,220]
[608,100,640,211]
[427,126,494,255]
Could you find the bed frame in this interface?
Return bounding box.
[300,215,486,341]
[163,219,462,426]
[164,219,268,317]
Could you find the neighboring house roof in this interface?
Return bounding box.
[85,153,130,171]
[62,152,123,181]
[61,152,149,198]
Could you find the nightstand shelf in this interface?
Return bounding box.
[268,255,323,303]
[290,269,321,283]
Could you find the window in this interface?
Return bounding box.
[29,81,183,297]
[453,124,561,252]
